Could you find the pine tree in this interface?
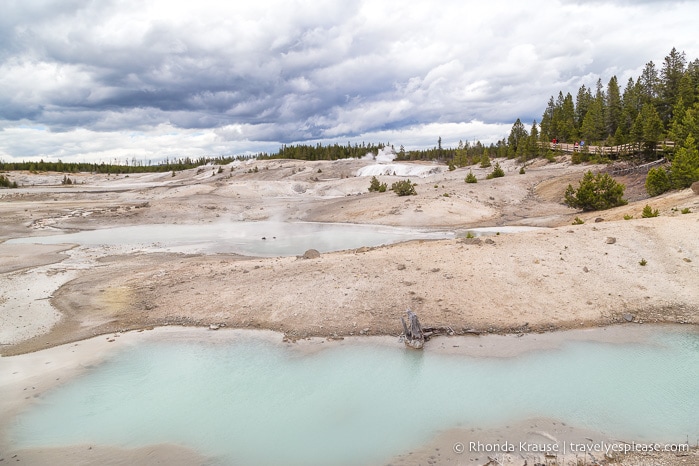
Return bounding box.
[641,103,664,155]
[659,47,687,126]
[575,85,592,129]
[559,93,577,142]
[525,121,539,162]
[686,59,699,104]
[639,61,659,105]
[619,78,641,141]
[670,135,699,188]
[645,167,671,196]
[669,102,699,149]
[564,171,627,211]
[606,76,623,140]
[508,118,528,157]
[677,73,694,110]
[540,96,556,141]
[581,99,605,144]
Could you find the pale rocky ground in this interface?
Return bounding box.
[1,156,698,465]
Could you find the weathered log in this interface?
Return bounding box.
[400,309,425,349]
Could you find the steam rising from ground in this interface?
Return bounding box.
[356,147,443,178]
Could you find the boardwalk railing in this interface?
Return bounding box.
[608,158,667,176]
[540,140,675,156]
[541,140,674,157]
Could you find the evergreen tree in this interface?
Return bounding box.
[619,78,641,141]
[641,103,664,155]
[659,47,687,125]
[630,112,644,144]
[686,59,699,104]
[508,118,528,157]
[540,96,556,141]
[669,102,699,149]
[559,93,577,142]
[639,61,659,104]
[670,135,699,188]
[606,76,623,140]
[645,167,672,196]
[677,72,695,110]
[575,84,592,129]
[486,162,505,179]
[580,99,605,143]
[525,121,539,162]
[613,125,626,146]
[564,171,627,211]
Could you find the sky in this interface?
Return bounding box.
[1,0,699,163]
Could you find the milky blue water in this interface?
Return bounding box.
[9,328,699,465]
[7,221,453,256]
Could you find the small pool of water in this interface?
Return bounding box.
[7,221,454,256]
[8,327,699,465]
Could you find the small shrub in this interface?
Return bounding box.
[368,176,387,193]
[479,154,491,168]
[641,204,659,218]
[645,167,671,197]
[448,161,456,171]
[464,171,477,183]
[317,168,322,173]
[391,179,417,196]
[61,175,73,185]
[681,207,691,214]
[466,231,475,239]
[0,174,18,188]
[572,217,585,225]
[639,258,647,266]
[443,193,450,197]
[564,171,627,211]
[434,184,438,188]
[519,167,526,174]
[623,214,633,220]
[217,166,223,174]
[486,162,505,179]
[669,139,699,189]
[171,170,176,177]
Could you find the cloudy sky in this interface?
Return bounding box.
[1,0,698,163]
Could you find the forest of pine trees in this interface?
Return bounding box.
[512,47,699,163]
[506,47,699,195]
[0,155,250,174]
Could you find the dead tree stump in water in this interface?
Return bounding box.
[401,309,425,349]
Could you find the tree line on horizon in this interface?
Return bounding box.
[0,155,250,175]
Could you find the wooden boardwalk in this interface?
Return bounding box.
[543,140,674,157]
